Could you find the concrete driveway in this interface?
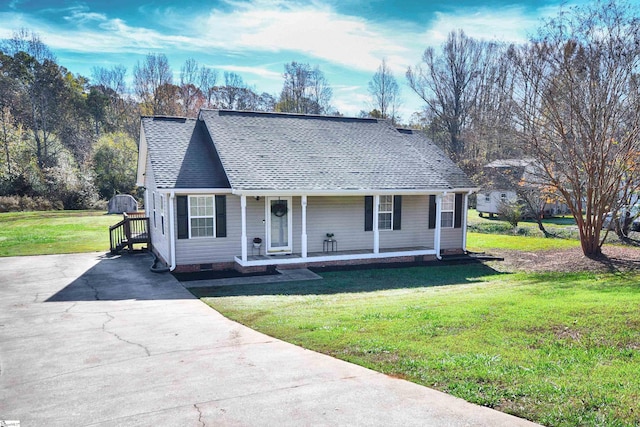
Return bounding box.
[0,252,539,426]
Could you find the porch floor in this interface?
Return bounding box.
[244,246,434,262]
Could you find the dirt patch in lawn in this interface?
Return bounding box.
[487,245,640,273]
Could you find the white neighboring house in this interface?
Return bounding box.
[476,158,569,218]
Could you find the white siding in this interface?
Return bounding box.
[379,196,431,249]
[144,156,170,263]
[171,193,462,265]
[441,228,463,250]
[305,195,434,251]
[476,190,517,215]
[306,196,372,252]
[175,195,242,264]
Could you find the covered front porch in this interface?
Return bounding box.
[234,191,468,268]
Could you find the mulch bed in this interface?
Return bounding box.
[487,245,640,273]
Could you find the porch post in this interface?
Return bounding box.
[301,195,308,258]
[462,192,470,252]
[434,194,443,259]
[168,191,176,271]
[241,195,247,262]
[373,194,380,254]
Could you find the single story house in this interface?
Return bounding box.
[136,109,477,272]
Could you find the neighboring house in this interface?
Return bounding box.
[136,109,477,272]
[476,158,569,217]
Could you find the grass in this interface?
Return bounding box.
[199,266,640,426]
[466,210,582,251]
[4,209,639,424]
[193,210,634,426]
[466,231,581,251]
[0,210,117,256]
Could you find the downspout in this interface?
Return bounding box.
[169,191,176,271]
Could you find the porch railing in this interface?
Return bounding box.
[109,212,151,254]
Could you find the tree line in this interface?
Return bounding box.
[0,27,401,211]
[1,0,638,257]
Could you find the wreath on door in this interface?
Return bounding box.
[271,201,288,217]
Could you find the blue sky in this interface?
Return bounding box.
[1,0,583,119]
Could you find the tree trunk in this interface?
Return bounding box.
[579,230,603,258]
[536,214,553,238]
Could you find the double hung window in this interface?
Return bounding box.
[378,195,393,230]
[441,194,455,228]
[176,195,226,239]
[189,196,215,238]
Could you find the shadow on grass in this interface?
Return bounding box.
[189,261,506,298]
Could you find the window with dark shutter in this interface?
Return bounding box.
[177,196,188,239]
[215,195,227,237]
[454,193,463,228]
[393,195,402,230]
[428,195,436,229]
[364,196,373,231]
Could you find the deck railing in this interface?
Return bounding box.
[109,212,151,253]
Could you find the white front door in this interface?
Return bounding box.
[266,197,292,253]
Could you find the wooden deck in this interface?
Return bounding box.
[109,213,151,253]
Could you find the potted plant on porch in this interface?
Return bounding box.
[325,233,334,241]
[253,237,262,248]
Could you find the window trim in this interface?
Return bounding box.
[188,195,216,239]
[378,195,394,231]
[159,194,165,235]
[365,195,401,231]
[152,191,157,229]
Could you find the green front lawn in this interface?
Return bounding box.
[467,231,581,251]
[198,264,640,426]
[0,210,117,256]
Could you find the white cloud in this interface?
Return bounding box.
[194,1,409,72]
[421,3,576,46]
[217,64,282,80]
[1,0,580,119]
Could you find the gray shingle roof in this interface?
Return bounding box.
[142,116,230,189]
[198,110,475,192]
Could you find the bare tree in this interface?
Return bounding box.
[368,59,401,123]
[133,53,174,115]
[277,62,332,114]
[199,66,219,109]
[2,27,54,63]
[179,58,204,116]
[90,65,133,133]
[407,30,487,162]
[510,0,640,257]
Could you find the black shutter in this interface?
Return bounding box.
[428,195,436,229]
[177,196,188,239]
[393,196,402,230]
[215,195,227,237]
[454,193,463,228]
[364,196,373,231]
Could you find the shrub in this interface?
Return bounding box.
[498,200,524,232]
[0,195,63,212]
